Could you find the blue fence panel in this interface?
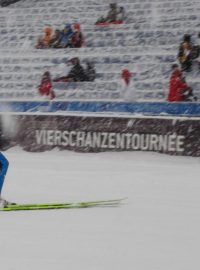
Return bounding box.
[0,101,200,116]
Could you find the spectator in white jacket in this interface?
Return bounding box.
[121,69,136,101]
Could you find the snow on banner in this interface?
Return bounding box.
[0,114,200,156]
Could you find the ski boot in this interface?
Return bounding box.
[0,197,16,207]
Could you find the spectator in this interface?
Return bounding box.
[168,64,196,102]
[71,23,85,48]
[121,68,136,101]
[0,0,21,7]
[53,57,87,82]
[85,62,96,81]
[178,34,193,72]
[117,6,125,23]
[38,71,55,100]
[105,3,118,22]
[50,29,62,48]
[96,3,123,24]
[191,32,200,68]
[35,26,54,49]
[59,24,74,48]
[0,152,11,207]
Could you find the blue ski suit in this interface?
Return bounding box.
[0,152,9,194]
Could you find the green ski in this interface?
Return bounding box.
[0,198,125,211]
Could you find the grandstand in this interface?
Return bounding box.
[0,0,200,105]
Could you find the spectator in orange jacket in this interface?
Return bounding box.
[168,64,195,102]
[36,26,54,49]
[38,71,55,100]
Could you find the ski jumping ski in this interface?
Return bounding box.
[0,198,126,211]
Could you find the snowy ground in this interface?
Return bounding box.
[1,148,200,270]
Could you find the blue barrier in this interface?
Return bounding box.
[0,101,200,116]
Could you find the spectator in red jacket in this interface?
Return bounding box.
[38,71,55,100]
[71,23,85,48]
[121,68,136,101]
[168,64,196,102]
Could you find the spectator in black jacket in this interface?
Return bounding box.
[178,34,193,72]
[0,0,21,7]
[85,62,96,81]
[117,6,125,22]
[53,57,87,82]
[96,3,121,24]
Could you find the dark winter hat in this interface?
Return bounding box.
[86,61,94,68]
[183,34,191,42]
[42,71,51,79]
[69,57,80,65]
[171,63,179,70]
[110,3,117,8]
[65,23,72,30]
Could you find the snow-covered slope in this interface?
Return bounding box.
[0,0,200,101]
[1,148,200,270]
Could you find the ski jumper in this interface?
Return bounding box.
[0,152,9,194]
